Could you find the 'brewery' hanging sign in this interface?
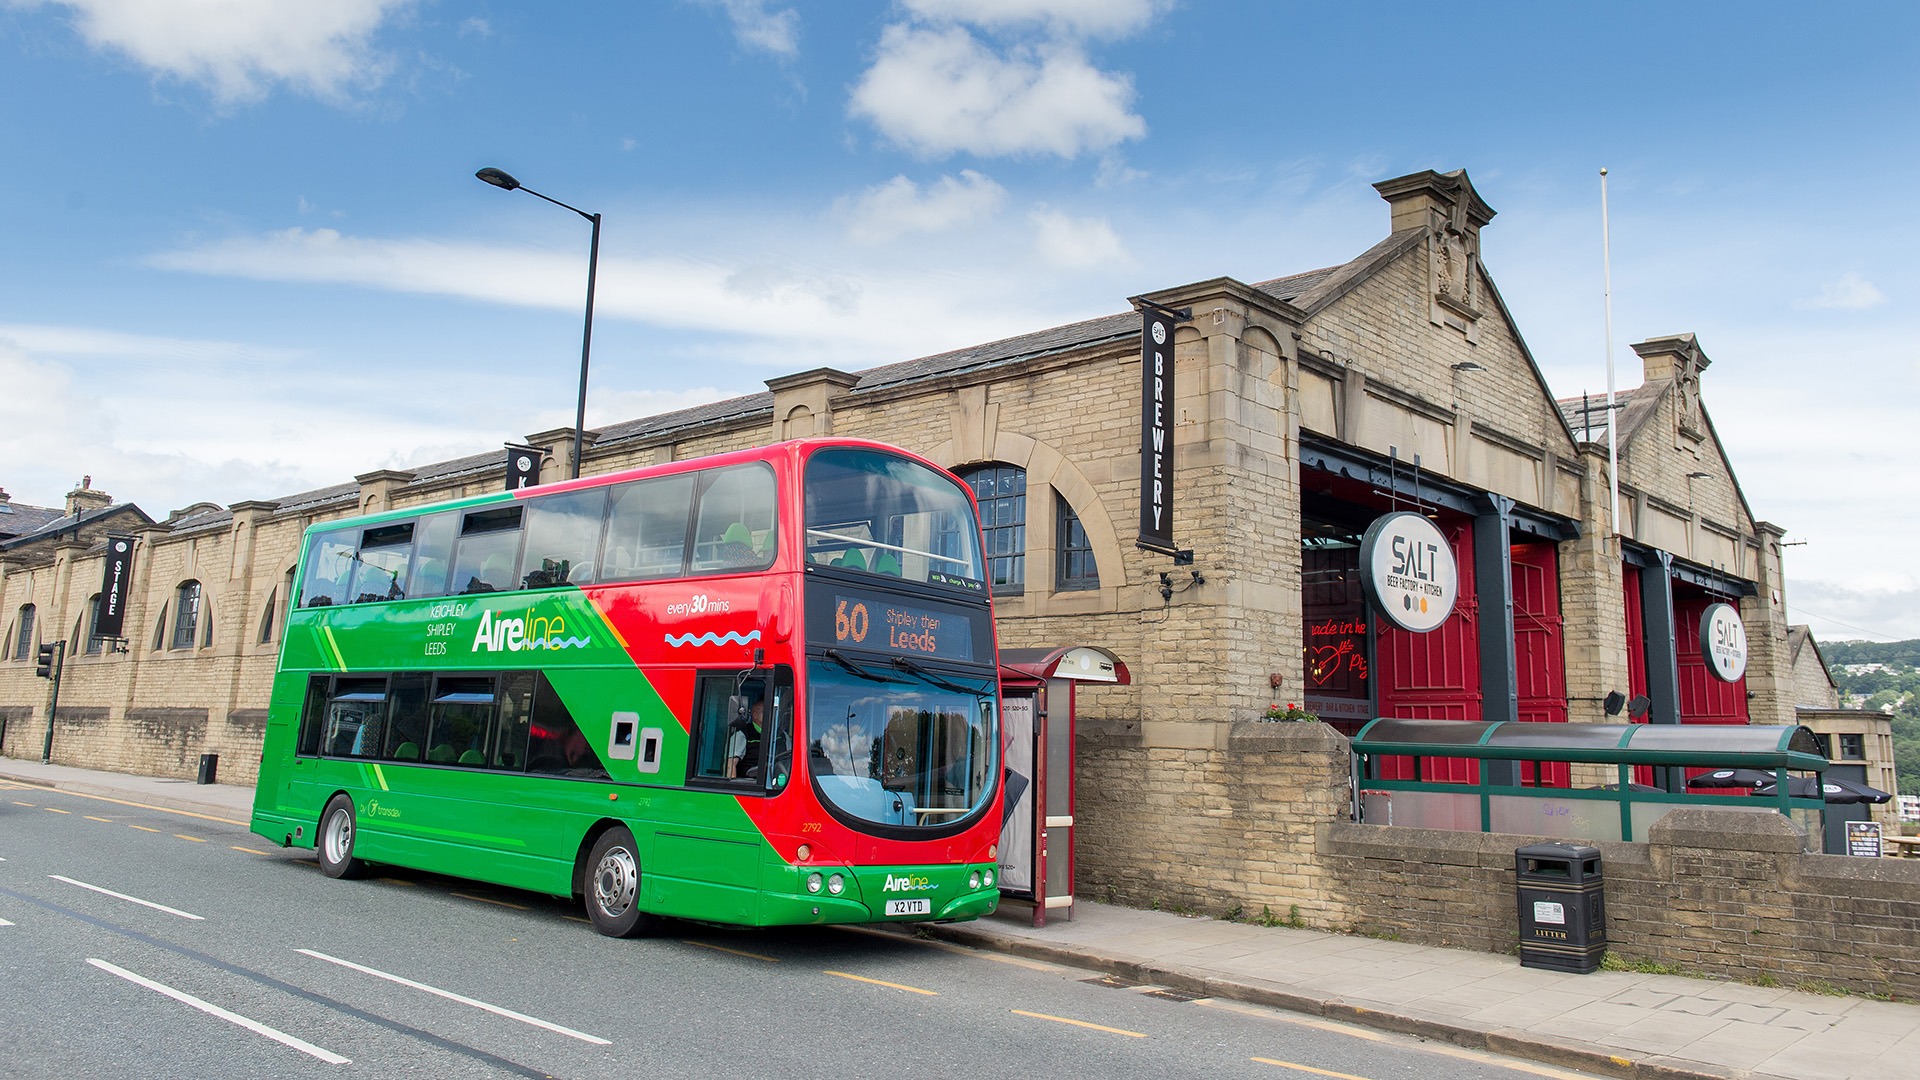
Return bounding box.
[1359,511,1457,633]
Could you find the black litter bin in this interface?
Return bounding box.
[1515,842,1605,973]
[196,753,219,785]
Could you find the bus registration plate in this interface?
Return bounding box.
[885,898,931,917]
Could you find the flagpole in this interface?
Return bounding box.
[1601,167,1619,535]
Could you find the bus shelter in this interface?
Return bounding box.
[1350,719,1829,847]
[996,645,1129,926]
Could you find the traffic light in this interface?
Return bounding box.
[35,642,56,679]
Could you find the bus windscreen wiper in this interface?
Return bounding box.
[890,656,982,695]
[822,649,899,683]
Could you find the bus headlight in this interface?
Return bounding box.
[806,872,823,894]
[827,873,846,895]
[983,869,995,888]
[968,871,982,889]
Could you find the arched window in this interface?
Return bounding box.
[958,464,1025,594]
[171,581,202,650]
[258,587,277,644]
[83,594,104,655]
[1055,495,1100,591]
[10,604,34,661]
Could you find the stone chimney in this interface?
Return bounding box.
[0,487,10,510]
[65,475,112,519]
[1374,168,1498,341]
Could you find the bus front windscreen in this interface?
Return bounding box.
[803,447,986,590]
[806,660,997,831]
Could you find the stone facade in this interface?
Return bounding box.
[1,168,1811,932]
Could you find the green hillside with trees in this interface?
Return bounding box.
[1825,639,1920,797]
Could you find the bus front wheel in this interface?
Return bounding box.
[318,794,368,880]
[585,827,656,937]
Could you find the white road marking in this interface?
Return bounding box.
[0,918,13,927]
[87,958,350,1064]
[296,949,611,1045]
[48,875,205,920]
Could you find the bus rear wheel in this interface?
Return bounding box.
[585,827,656,937]
[318,794,368,880]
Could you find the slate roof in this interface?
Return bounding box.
[0,502,154,551]
[82,236,1420,535]
[0,499,63,542]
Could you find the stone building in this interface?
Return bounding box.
[0,168,1808,917]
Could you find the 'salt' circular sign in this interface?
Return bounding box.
[1359,511,1458,633]
[1700,602,1748,682]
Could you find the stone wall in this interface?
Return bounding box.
[1075,718,1354,927]
[1324,805,1920,1000]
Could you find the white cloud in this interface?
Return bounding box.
[1029,208,1128,269]
[1795,272,1886,311]
[849,24,1145,159]
[142,222,1068,364]
[837,171,1007,244]
[697,0,799,58]
[1788,578,1920,644]
[901,0,1168,39]
[21,0,408,105]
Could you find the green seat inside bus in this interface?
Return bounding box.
[834,550,866,571]
[427,744,457,763]
[392,742,418,760]
[458,749,485,765]
[872,551,900,576]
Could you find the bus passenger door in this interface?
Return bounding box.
[649,671,777,923]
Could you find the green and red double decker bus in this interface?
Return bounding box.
[251,439,1004,935]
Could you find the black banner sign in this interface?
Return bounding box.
[505,444,542,491]
[1137,309,1177,553]
[97,535,134,639]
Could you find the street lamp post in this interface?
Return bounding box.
[475,167,601,480]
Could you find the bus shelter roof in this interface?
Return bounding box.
[1350,719,1826,771]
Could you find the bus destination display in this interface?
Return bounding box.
[811,587,977,662]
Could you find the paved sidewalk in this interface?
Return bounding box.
[0,757,253,822]
[923,902,1920,1080]
[7,756,1916,1080]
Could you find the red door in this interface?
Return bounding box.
[1623,567,1654,785]
[1511,542,1569,786]
[1376,517,1480,781]
[1675,592,1749,725]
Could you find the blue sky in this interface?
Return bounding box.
[2,1,1916,642]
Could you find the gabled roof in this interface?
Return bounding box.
[0,499,64,541]
[0,502,154,551]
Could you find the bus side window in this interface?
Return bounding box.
[521,487,608,589]
[407,511,458,599]
[600,474,695,581]
[299,529,357,608]
[323,678,389,758]
[427,676,497,766]
[296,675,330,757]
[688,672,766,786]
[492,672,535,770]
[449,505,525,595]
[383,673,430,761]
[691,464,776,574]
[524,673,609,779]
[350,521,414,604]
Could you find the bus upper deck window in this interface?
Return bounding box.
[450,506,525,595]
[299,530,358,608]
[350,522,414,604]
